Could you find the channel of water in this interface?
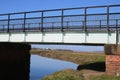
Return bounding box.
[30,55,78,80]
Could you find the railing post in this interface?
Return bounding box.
[52,22,54,31]
[13,24,14,31]
[23,13,26,32]
[39,23,41,30]
[41,11,44,32]
[116,19,118,45]
[28,23,30,31]
[84,8,87,31]
[107,6,109,31]
[8,14,10,32]
[100,20,102,30]
[66,21,69,31]
[3,25,4,32]
[116,19,118,30]
[61,9,64,32]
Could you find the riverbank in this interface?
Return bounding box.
[30,49,120,80]
[30,48,105,65]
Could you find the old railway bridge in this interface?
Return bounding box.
[0,4,120,80]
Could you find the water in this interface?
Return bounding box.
[30,55,78,80]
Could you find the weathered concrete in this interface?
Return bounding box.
[105,44,120,76]
[0,43,31,80]
[104,44,120,55]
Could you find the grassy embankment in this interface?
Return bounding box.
[30,49,105,65]
[30,49,120,80]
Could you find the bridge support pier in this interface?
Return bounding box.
[104,44,120,76]
[0,43,31,80]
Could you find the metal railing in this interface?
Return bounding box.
[0,4,120,32]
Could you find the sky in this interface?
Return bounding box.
[0,0,120,14]
[0,0,119,51]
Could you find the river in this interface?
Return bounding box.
[30,55,78,80]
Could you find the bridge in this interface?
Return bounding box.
[0,4,120,80]
[0,4,120,45]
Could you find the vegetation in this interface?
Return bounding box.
[30,49,119,80]
[89,75,120,80]
[30,48,105,65]
[42,69,83,80]
[42,72,120,80]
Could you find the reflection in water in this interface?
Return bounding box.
[30,55,78,80]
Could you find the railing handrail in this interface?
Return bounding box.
[0,4,120,32]
[0,18,119,26]
[0,4,120,16]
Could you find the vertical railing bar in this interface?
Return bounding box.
[82,21,84,30]
[23,13,26,32]
[116,19,118,30]
[1,25,2,32]
[52,22,54,32]
[13,24,14,32]
[3,25,4,32]
[8,14,10,32]
[61,9,64,32]
[100,20,101,30]
[20,24,24,32]
[41,11,44,32]
[39,23,41,30]
[2,25,3,32]
[29,23,31,31]
[116,19,119,45]
[84,8,87,31]
[67,21,69,31]
[107,6,109,31]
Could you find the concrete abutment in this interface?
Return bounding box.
[104,44,120,76]
[0,43,31,80]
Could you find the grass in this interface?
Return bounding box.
[42,69,83,80]
[42,72,120,80]
[89,75,120,80]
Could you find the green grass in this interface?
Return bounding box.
[42,69,83,80]
[89,75,120,80]
[42,71,120,80]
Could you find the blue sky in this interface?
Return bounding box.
[0,0,119,51]
[0,0,120,14]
